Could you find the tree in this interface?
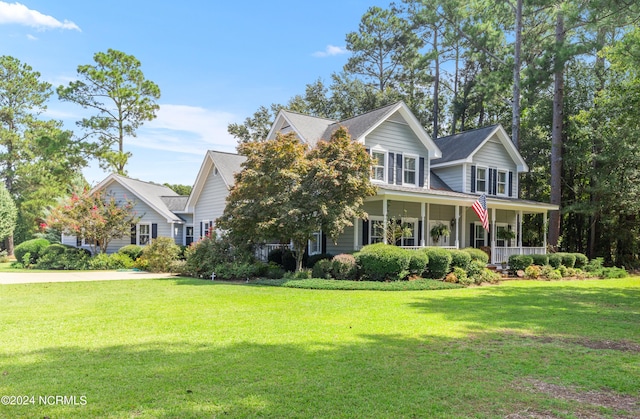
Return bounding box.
[46,189,139,254]
[163,183,192,196]
[57,49,161,174]
[218,128,376,271]
[0,183,17,244]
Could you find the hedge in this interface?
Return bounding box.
[449,249,471,270]
[508,254,533,273]
[462,247,489,264]
[14,238,50,265]
[530,254,549,266]
[354,243,411,281]
[423,247,452,279]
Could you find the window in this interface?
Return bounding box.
[371,151,385,182]
[474,224,486,248]
[476,167,487,193]
[308,231,322,255]
[400,219,416,246]
[139,224,150,245]
[370,219,385,244]
[403,156,416,185]
[185,226,194,245]
[203,221,212,238]
[497,170,507,195]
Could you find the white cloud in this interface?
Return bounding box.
[312,44,347,58]
[26,33,36,40]
[0,2,81,31]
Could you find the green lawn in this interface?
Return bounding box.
[1,277,638,418]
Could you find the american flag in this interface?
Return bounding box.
[472,193,489,230]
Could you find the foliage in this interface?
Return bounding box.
[573,253,588,269]
[466,259,486,280]
[429,223,450,243]
[163,183,192,196]
[254,277,463,291]
[0,250,7,263]
[462,247,489,264]
[89,252,134,270]
[305,253,333,269]
[57,49,161,174]
[331,254,358,280]
[600,267,628,279]
[312,259,333,279]
[449,249,471,270]
[447,267,472,285]
[557,253,576,269]
[47,189,139,255]
[13,238,50,265]
[530,254,549,266]
[525,265,542,280]
[472,268,501,285]
[117,244,143,261]
[508,255,533,273]
[354,243,411,281]
[213,262,267,280]
[408,250,429,275]
[282,269,313,280]
[548,253,562,269]
[33,246,91,270]
[219,128,376,271]
[182,234,255,279]
[423,247,452,280]
[0,183,17,242]
[137,237,180,273]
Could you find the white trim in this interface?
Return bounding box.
[137,223,151,246]
[476,166,488,193]
[402,154,418,186]
[370,149,387,183]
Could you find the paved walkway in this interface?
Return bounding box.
[0,270,176,285]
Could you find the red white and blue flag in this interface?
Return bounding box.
[472,193,489,231]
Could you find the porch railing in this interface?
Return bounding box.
[255,243,290,262]
[492,247,546,265]
[401,245,458,251]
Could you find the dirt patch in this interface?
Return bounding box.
[499,330,640,353]
[510,378,640,418]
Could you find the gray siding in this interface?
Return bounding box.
[433,166,463,192]
[326,225,356,255]
[467,139,519,196]
[103,183,172,253]
[193,164,230,238]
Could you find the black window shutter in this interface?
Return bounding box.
[77,236,83,247]
[470,223,475,247]
[200,222,203,238]
[418,157,425,187]
[508,171,513,197]
[396,153,403,185]
[131,224,136,245]
[492,169,497,195]
[151,224,158,239]
[362,220,369,245]
[488,169,493,195]
[418,220,422,243]
[471,166,476,193]
[321,233,327,254]
[388,153,395,184]
[365,147,370,154]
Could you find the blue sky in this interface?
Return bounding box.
[0,0,389,186]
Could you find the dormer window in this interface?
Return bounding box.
[371,151,386,182]
[403,155,417,185]
[476,167,487,193]
[497,170,507,195]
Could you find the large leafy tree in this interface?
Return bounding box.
[0,183,17,244]
[58,49,161,174]
[218,128,376,271]
[47,189,139,255]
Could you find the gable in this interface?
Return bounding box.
[186,150,246,211]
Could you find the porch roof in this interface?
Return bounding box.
[371,184,558,213]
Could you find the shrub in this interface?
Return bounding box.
[0,250,7,263]
[283,269,313,280]
[118,245,143,261]
[444,272,458,283]
[408,251,429,275]
[354,243,411,281]
[466,259,486,279]
[474,268,501,285]
[530,254,549,266]
[453,267,473,285]
[601,267,627,279]
[449,249,471,271]
[556,253,576,268]
[573,253,588,269]
[267,247,286,266]
[36,247,91,270]
[584,257,604,273]
[424,248,452,279]
[558,265,568,277]
[331,254,357,280]
[462,247,489,264]
[182,234,254,278]
[138,237,181,273]
[508,254,533,274]
[305,253,333,269]
[213,262,265,280]
[40,243,67,257]
[88,253,133,270]
[265,263,285,279]
[14,238,50,265]
[312,259,333,279]
[548,253,562,268]
[525,265,541,279]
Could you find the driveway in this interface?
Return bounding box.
[0,270,176,285]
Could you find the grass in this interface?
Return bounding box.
[252,277,464,290]
[0,277,638,418]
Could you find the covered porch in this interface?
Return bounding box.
[348,188,557,265]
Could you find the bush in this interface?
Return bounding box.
[462,247,489,264]
[331,254,357,280]
[182,234,255,278]
[466,259,486,279]
[525,265,541,279]
[408,251,429,275]
[530,254,549,266]
[0,250,7,263]
[89,252,134,270]
[508,254,533,273]
[36,247,91,270]
[454,267,473,285]
[601,267,628,279]
[14,238,50,265]
[213,262,265,280]
[548,253,562,268]
[137,237,181,273]
[449,249,471,271]
[473,268,501,285]
[573,253,588,269]
[265,263,285,279]
[118,245,143,261]
[312,259,333,279]
[283,269,313,280]
[267,247,286,266]
[584,257,604,273]
[557,253,576,268]
[40,243,67,257]
[354,243,411,281]
[305,253,333,269]
[424,248,452,279]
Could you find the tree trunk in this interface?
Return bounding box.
[548,13,565,249]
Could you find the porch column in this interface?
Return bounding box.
[353,216,359,251]
[454,205,460,248]
[491,207,497,264]
[543,211,548,251]
[461,207,466,248]
[383,198,388,244]
[518,210,523,251]
[170,223,175,239]
[426,203,431,246]
[420,202,426,246]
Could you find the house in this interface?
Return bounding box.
[79,101,557,264]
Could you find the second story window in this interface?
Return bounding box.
[476,167,487,193]
[139,224,150,245]
[403,156,416,185]
[371,151,385,182]
[497,170,507,195]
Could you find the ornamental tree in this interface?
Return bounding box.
[47,189,139,254]
[0,183,17,244]
[218,127,376,271]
